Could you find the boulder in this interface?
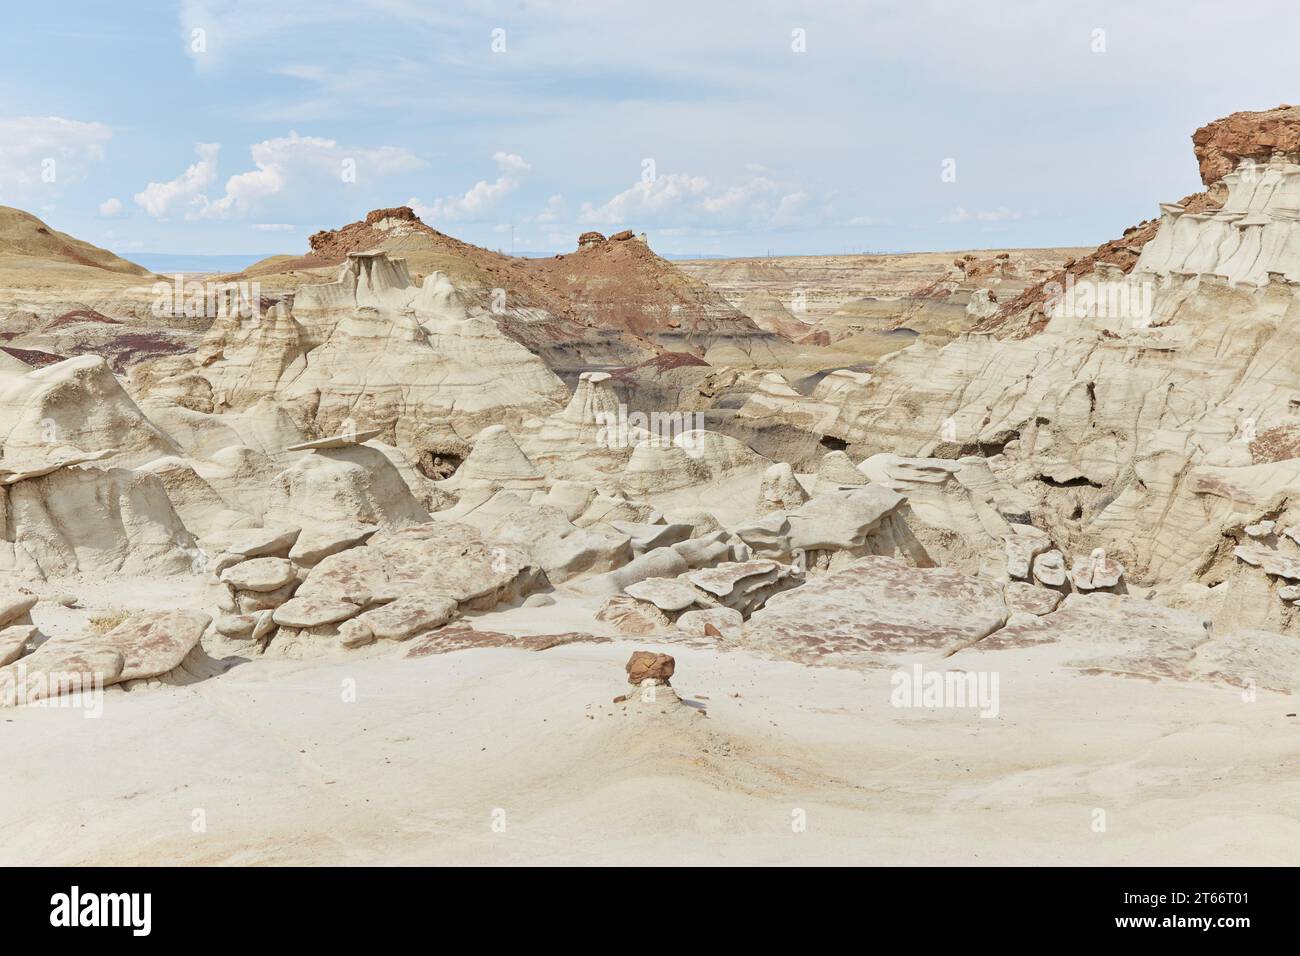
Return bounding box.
[757,462,808,513]
[595,595,671,635]
[272,597,361,629]
[626,651,675,685]
[625,577,700,612]
[222,557,297,592]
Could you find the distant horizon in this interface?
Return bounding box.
[127,243,1095,274]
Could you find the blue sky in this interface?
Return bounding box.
[0,0,1296,259]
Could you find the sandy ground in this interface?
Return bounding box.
[2,581,1297,866]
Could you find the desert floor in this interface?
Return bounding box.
[3,580,1296,866]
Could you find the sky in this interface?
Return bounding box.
[0,0,1296,261]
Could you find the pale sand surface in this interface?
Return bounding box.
[1,582,1296,866]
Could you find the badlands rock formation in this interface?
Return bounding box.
[2,110,1299,867]
[715,106,1300,645]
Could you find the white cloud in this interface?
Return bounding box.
[580,171,808,231]
[134,132,423,220]
[253,223,296,231]
[134,143,220,217]
[940,206,1022,224]
[408,152,531,223]
[533,194,566,224]
[98,197,124,217]
[580,174,710,225]
[0,116,112,201]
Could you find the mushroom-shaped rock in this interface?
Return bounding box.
[285,427,384,451]
[561,372,621,426]
[625,650,675,685]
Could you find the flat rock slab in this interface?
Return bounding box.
[289,523,377,566]
[965,592,1211,681]
[294,548,391,607]
[0,624,37,666]
[272,597,361,629]
[286,428,384,451]
[0,643,124,705]
[357,593,458,641]
[785,485,905,552]
[688,560,779,598]
[0,448,114,485]
[367,523,535,607]
[222,557,297,592]
[93,609,213,681]
[741,556,1008,667]
[625,577,700,611]
[1032,550,1066,587]
[1004,581,1063,616]
[0,593,38,629]
[610,521,693,552]
[405,625,607,658]
[1190,629,1300,694]
[1233,543,1300,581]
[200,526,300,560]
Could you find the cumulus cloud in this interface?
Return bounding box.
[579,171,808,231]
[533,194,566,224]
[407,152,531,223]
[134,132,423,220]
[134,143,220,217]
[0,116,112,201]
[940,206,1022,224]
[98,197,124,217]
[253,222,295,231]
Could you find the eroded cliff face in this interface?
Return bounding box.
[1193,104,1300,187]
[742,109,1300,634]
